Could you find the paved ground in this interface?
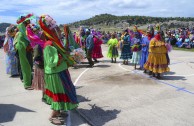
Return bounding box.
[1,45,194,126]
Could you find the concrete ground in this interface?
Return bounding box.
[1,44,194,126]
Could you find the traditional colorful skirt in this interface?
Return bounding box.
[32,67,45,90]
[144,52,170,73]
[44,69,78,111]
[107,46,119,58]
[120,44,132,60]
[131,51,142,64]
[5,52,19,76]
[92,46,103,59]
[139,51,149,69]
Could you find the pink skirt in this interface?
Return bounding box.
[32,67,45,90]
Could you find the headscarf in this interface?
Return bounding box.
[26,24,45,48]
[39,15,74,66]
[154,34,161,41]
[39,15,64,51]
[16,14,34,24]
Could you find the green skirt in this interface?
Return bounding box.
[44,70,78,111]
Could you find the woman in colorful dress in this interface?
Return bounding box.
[131,36,142,69]
[120,29,132,65]
[107,33,119,63]
[26,24,45,99]
[3,26,19,76]
[92,31,103,62]
[144,26,170,79]
[39,15,78,125]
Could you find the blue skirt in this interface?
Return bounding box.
[120,44,132,60]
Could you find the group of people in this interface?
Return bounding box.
[104,25,170,79]
[72,24,170,79]
[165,27,194,49]
[3,13,172,124]
[3,14,79,125]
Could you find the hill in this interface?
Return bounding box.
[0,23,11,34]
[69,14,194,31]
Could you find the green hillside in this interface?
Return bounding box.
[70,13,194,27]
[0,23,11,33]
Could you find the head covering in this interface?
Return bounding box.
[26,24,45,48]
[133,25,138,32]
[39,15,63,49]
[39,15,75,66]
[155,24,161,33]
[16,14,34,24]
[147,25,154,33]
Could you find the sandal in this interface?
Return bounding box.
[59,111,68,117]
[25,87,34,90]
[49,117,63,125]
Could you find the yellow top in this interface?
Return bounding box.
[149,38,167,54]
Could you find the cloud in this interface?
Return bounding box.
[0,0,193,24]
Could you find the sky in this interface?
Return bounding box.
[0,0,194,24]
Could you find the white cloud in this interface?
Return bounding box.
[0,0,193,24]
[0,16,17,24]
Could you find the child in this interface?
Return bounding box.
[131,38,142,69]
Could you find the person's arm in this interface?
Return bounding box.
[44,46,59,68]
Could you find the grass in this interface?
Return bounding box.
[173,46,194,52]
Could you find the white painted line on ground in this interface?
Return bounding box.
[71,68,91,126]
[118,63,130,71]
[118,63,194,95]
[74,68,90,86]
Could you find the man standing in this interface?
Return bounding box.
[85,30,94,67]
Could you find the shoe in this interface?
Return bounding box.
[156,74,161,79]
[59,111,68,117]
[149,71,153,75]
[49,117,63,125]
[156,76,161,79]
[25,87,34,90]
[10,74,20,77]
[86,65,93,68]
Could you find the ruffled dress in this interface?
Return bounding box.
[107,38,119,58]
[144,38,170,73]
[92,37,103,59]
